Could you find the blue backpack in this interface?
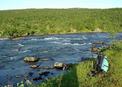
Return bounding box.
[101,56,109,72]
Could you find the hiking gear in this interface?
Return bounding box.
[101,56,109,72]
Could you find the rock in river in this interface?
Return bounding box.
[54,62,67,70]
[24,57,39,62]
[91,47,100,53]
[30,65,39,69]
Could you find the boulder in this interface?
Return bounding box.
[24,57,39,62]
[54,62,64,68]
[30,65,39,69]
[54,62,67,70]
[91,47,100,53]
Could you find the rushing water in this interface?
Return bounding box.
[0,33,122,86]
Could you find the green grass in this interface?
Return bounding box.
[34,41,122,87]
[0,8,122,38]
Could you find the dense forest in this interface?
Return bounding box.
[0,8,122,38]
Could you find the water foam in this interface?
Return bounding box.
[44,37,61,40]
[82,36,87,40]
[18,43,24,47]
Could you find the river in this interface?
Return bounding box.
[0,33,122,86]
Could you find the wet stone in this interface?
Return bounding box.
[54,62,68,70]
[91,47,100,53]
[54,62,64,68]
[24,57,39,62]
[30,65,39,69]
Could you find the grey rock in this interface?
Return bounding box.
[24,57,39,62]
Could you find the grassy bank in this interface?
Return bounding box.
[0,8,122,38]
[35,41,122,87]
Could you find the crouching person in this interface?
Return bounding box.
[89,52,109,76]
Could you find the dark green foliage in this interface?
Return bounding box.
[0,8,122,38]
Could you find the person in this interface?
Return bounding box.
[89,52,104,76]
[96,52,104,73]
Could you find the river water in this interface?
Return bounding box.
[0,33,122,86]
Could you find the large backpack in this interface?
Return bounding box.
[96,54,109,72]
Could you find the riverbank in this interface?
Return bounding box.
[0,8,122,38]
[36,41,122,87]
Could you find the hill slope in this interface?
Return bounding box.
[0,8,122,38]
